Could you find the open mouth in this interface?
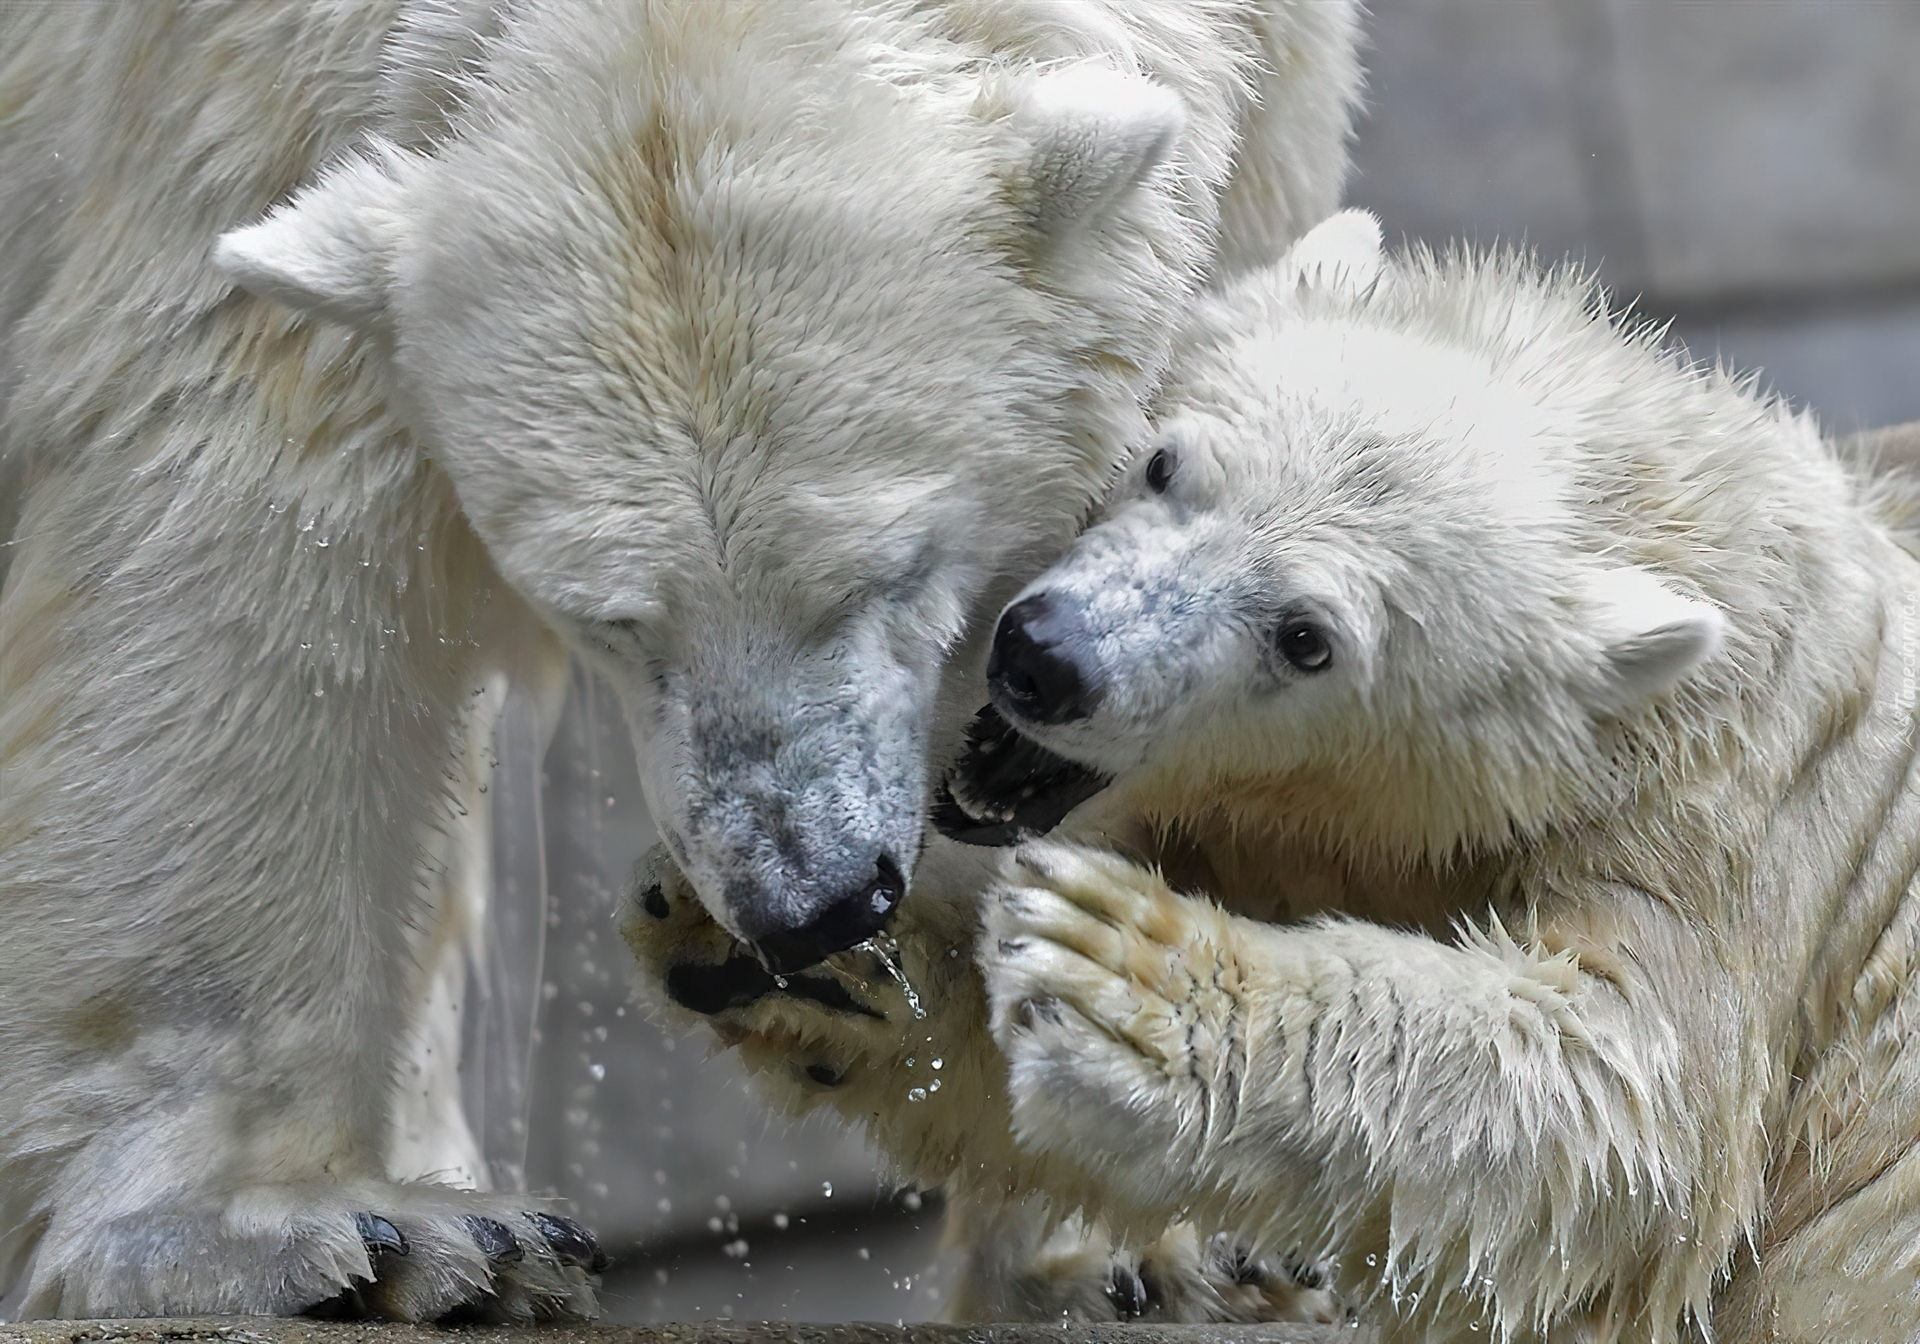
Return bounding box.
[932,704,1112,847]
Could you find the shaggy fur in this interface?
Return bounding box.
[0,0,1361,1320]
[975,214,1920,1342]
[633,213,1920,1341]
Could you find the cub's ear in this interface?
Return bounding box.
[214,149,414,328]
[996,63,1186,236]
[1578,567,1725,714]
[1279,208,1384,294]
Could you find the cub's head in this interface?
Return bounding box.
[974,212,1729,859]
[214,6,1195,968]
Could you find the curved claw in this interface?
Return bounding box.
[528,1211,609,1273]
[354,1212,409,1259]
[465,1215,524,1263]
[1106,1262,1149,1318]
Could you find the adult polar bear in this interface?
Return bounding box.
[0,0,1361,1322]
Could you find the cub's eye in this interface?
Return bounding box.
[1144,447,1177,494]
[1276,620,1332,672]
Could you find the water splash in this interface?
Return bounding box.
[857,932,927,1019]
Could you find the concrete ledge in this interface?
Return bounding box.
[0,1322,1370,1344]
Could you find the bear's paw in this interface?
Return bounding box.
[982,840,1250,1201]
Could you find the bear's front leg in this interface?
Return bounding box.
[983,840,1729,1341]
[981,841,1265,1204]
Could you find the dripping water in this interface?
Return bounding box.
[857,932,926,1020]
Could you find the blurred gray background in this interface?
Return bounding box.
[480,1,1920,1324]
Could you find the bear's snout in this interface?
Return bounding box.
[747,854,907,974]
[989,593,1106,726]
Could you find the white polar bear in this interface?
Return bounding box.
[0,0,1361,1321]
[968,211,1920,1342]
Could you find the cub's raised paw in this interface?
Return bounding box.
[981,839,1249,1197]
[21,1184,602,1322]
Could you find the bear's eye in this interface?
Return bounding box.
[1276,620,1332,672]
[1144,447,1177,494]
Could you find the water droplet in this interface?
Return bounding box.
[930,1058,943,1070]
[1366,1254,1378,1267]
[858,1247,870,1261]
[773,1213,789,1230]
[908,1087,927,1102]
[858,934,926,1019]
[589,1062,605,1081]
[656,1197,672,1214]
[774,975,788,989]
[822,1181,833,1198]
[904,1057,915,1069]
[928,1079,941,1092]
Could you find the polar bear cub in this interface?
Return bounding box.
[974,211,1920,1342]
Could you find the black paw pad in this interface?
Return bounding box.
[1106,1263,1149,1318]
[465,1215,524,1263]
[354,1212,408,1258]
[529,1211,610,1273]
[641,883,670,919]
[803,1062,843,1087]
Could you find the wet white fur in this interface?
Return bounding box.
[0,0,1360,1320]
[211,0,1363,950]
[979,213,1920,1341]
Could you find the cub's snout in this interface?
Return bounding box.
[988,593,1107,726]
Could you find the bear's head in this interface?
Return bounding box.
[978,212,1730,862]
[212,7,1195,969]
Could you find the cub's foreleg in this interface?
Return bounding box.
[982,840,1733,1341]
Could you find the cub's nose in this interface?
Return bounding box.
[751,854,905,974]
[988,592,1105,725]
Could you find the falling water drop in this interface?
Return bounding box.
[858,934,926,1019]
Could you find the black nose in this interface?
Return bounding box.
[988,593,1104,725]
[751,855,905,974]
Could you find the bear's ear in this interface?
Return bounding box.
[214,150,413,328]
[998,63,1186,236]
[1578,567,1725,714]
[1279,209,1384,294]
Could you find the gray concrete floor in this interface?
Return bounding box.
[0,1323,1364,1344]
[598,1203,948,1325]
